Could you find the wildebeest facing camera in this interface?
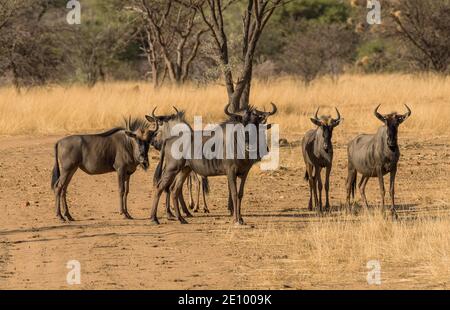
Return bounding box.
[0,0,449,301]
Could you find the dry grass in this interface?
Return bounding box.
[224,212,450,289]
[0,74,449,136]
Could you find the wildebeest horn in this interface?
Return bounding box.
[224,103,238,117]
[314,107,320,120]
[403,104,412,118]
[173,106,179,114]
[334,107,341,121]
[374,104,385,122]
[268,102,277,116]
[151,107,159,119]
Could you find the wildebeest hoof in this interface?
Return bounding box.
[65,214,75,221]
[203,208,210,214]
[184,212,193,218]
[178,218,188,224]
[150,218,160,225]
[189,204,195,210]
[123,213,133,220]
[57,215,66,222]
[235,218,245,225]
[166,213,177,221]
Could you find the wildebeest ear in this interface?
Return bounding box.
[332,118,343,127]
[310,118,322,126]
[145,115,156,123]
[125,131,137,139]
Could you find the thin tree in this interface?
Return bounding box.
[193,0,285,111]
[129,0,207,87]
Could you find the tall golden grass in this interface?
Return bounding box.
[0,74,449,136]
[224,212,450,289]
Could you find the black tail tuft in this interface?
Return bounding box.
[202,177,210,195]
[51,143,60,190]
[153,141,165,185]
[351,173,357,199]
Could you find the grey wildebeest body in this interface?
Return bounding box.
[346,104,411,218]
[302,108,342,213]
[147,107,210,218]
[51,118,158,221]
[150,103,277,225]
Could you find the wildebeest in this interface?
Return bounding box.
[146,107,210,218]
[346,104,412,218]
[149,103,277,225]
[51,118,158,221]
[302,107,342,213]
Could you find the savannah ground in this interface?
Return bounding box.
[0,75,449,289]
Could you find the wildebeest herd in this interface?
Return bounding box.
[51,103,411,225]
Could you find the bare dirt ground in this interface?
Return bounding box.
[0,132,449,289]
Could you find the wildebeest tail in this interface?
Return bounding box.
[153,141,165,185]
[304,171,309,181]
[202,177,210,195]
[350,173,357,199]
[51,143,60,190]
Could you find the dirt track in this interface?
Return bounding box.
[0,132,449,289]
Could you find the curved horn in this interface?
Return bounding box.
[314,107,320,120]
[224,103,238,117]
[334,107,341,121]
[172,106,179,114]
[268,102,277,116]
[374,104,385,122]
[403,104,412,118]
[151,107,158,119]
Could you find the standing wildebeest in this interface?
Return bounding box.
[150,103,277,225]
[51,118,158,221]
[146,107,210,218]
[302,107,342,213]
[346,104,412,218]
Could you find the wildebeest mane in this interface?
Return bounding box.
[95,117,150,137]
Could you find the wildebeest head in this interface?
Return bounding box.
[125,118,159,170]
[224,102,277,126]
[225,103,277,159]
[145,106,186,148]
[374,104,411,148]
[310,107,342,153]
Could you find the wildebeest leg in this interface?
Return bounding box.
[227,184,233,216]
[165,190,176,221]
[187,174,196,211]
[312,165,321,213]
[170,168,191,224]
[196,176,202,213]
[55,167,76,221]
[61,169,76,221]
[122,173,133,219]
[389,168,398,219]
[345,166,357,212]
[376,168,385,211]
[150,172,177,225]
[117,170,130,219]
[306,164,314,211]
[236,172,249,225]
[324,165,331,212]
[359,176,369,209]
[227,171,239,224]
[317,167,323,212]
[179,192,193,217]
[202,183,210,213]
